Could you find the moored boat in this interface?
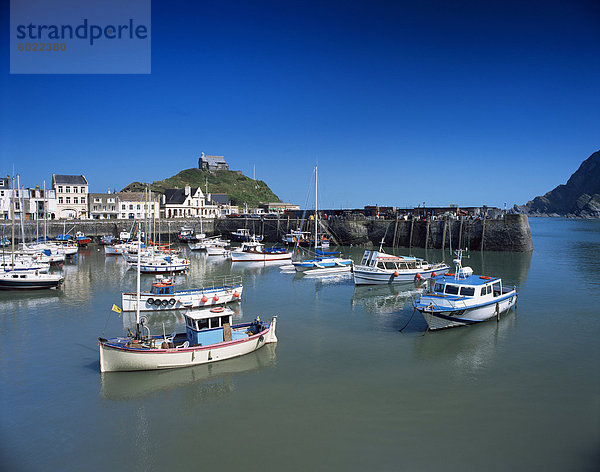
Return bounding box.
[231,228,263,242]
[0,270,64,290]
[353,248,449,285]
[122,275,243,311]
[230,239,291,262]
[413,250,518,330]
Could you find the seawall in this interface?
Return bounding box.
[3,214,533,252]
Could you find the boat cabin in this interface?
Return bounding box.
[150,279,174,295]
[430,275,502,299]
[361,251,425,270]
[184,308,247,346]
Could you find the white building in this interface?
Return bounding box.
[162,186,206,218]
[52,174,89,219]
[118,192,160,220]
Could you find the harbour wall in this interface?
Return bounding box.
[4,214,533,252]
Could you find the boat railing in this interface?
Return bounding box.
[198,274,243,291]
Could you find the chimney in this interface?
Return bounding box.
[185,185,191,196]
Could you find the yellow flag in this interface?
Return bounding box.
[111,304,122,314]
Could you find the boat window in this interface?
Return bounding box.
[445,285,459,295]
[480,287,487,296]
[434,283,445,293]
[460,286,475,297]
[210,317,221,329]
[486,285,492,295]
[197,319,209,330]
[492,282,501,297]
[220,315,230,326]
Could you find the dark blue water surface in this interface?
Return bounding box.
[1,217,598,471]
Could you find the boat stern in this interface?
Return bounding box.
[264,316,278,343]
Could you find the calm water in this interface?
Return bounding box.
[1,218,598,471]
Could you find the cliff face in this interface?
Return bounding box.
[515,151,600,217]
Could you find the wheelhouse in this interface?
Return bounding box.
[184,309,240,346]
[360,251,425,270]
[150,280,175,295]
[432,277,502,298]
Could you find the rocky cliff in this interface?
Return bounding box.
[514,151,600,217]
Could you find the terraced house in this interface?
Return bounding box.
[52,174,88,219]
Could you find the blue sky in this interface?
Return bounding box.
[1,0,599,209]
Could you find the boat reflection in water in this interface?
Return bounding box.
[351,284,422,315]
[412,309,518,375]
[100,343,277,401]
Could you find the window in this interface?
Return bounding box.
[460,286,475,297]
[492,282,501,297]
[73,187,78,193]
[220,315,230,326]
[59,197,63,204]
[121,204,126,210]
[108,198,115,203]
[73,197,78,204]
[434,283,445,293]
[210,317,221,329]
[445,285,459,295]
[93,205,98,211]
[81,197,85,204]
[65,197,70,204]
[65,186,70,193]
[58,186,63,193]
[80,187,85,193]
[129,204,133,210]
[480,287,487,296]
[197,319,209,330]
[137,204,140,210]
[94,198,101,203]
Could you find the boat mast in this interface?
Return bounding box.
[43,180,47,241]
[136,224,141,338]
[11,176,15,270]
[314,165,318,254]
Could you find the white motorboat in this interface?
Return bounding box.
[353,248,449,285]
[0,270,64,290]
[413,250,518,330]
[122,275,243,311]
[230,240,291,262]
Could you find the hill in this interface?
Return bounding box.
[514,150,600,217]
[122,168,281,207]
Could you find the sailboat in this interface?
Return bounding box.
[292,166,353,274]
[0,176,64,290]
[98,230,277,372]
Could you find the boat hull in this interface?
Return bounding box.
[99,318,277,372]
[231,251,291,262]
[353,264,449,285]
[417,292,518,330]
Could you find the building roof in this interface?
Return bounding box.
[200,155,227,166]
[164,188,200,205]
[53,174,88,185]
[117,192,159,202]
[210,193,230,205]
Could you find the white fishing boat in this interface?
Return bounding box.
[230,239,291,262]
[413,250,518,330]
[99,234,277,372]
[353,246,449,285]
[122,275,243,311]
[292,165,352,274]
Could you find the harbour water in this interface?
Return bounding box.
[0,218,598,471]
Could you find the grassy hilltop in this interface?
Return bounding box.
[122,168,281,207]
